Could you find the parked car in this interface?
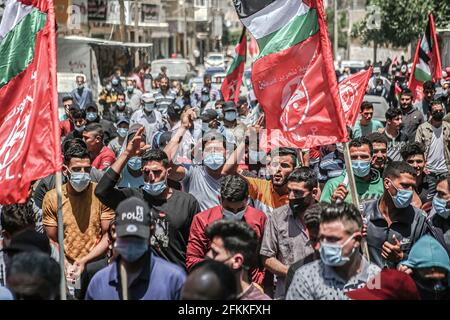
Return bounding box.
[205,53,225,69]
[340,60,366,74]
[151,59,197,84]
[204,67,226,77]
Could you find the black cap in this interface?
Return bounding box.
[200,109,218,122]
[167,102,183,118]
[222,101,237,112]
[237,97,248,107]
[127,123,147,141]
[3,229,51,256]
[115,197,151,239]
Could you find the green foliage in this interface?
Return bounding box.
[326,7,349,49]
[353,0,449,48]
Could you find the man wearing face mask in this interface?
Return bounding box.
[192,74,220,109]
[286,203,381,300]
[205,220,271,300]
[416,101,450,180]
[95,129,201,269]
[83,102,118,145]
[125,79,142,113]
[85,197,186,300]
[429,174,450,250]
[108,117,130,157]
[321,138,384,205]
[399,89,424,142]
[361,161,437,268]
[130,93,164,145]
[154,76,177,115]
[221,101,247,144]
[107,93,133,124]
[70,75,93,110]
[260,167,319,299]
[186,175,266,285]
[398,235,450,300]
[43,144,115,294]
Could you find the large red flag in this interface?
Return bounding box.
[0,0,62,204]
[339,67,373,127]
[409,14,442,102]
[221,28,247,103]
[234,0,347,149]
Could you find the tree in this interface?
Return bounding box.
[352,0,449,60]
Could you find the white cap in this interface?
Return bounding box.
[141,92,156,103]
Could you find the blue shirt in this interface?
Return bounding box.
[85,253,186,300]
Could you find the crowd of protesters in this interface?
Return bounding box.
[0,59,450,301]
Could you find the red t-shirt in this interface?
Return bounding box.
[91,146,116,170]
[60,119,74,137]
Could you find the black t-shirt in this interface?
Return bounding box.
[95,168,201,269]
[416,174,436,206]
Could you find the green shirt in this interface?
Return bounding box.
[320,170,384,204]
[352,120,384,138]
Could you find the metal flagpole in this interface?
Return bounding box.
[120,261,128,300]
[342,141,371,262]
[55,171,67,300]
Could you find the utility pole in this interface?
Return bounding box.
[334,0,338,59]
[181,0,187,58]
[119,0,126,42]
[134,0,140,66]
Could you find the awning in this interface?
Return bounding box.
[151,31,170,39]
[61,35,153,48]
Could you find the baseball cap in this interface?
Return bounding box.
[116,116,130,126]
[141,92,156,103]
[127,123,147,141]
[346,269,420,300]
[222,101,237,113]
[115,197,151,239]
[3,229,51,256]
[167,102,183,118]
[237,96,248,106]
[200,109,218,122]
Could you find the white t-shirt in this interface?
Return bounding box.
[426,125,447,173]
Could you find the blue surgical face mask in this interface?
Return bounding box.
[222,207,246,221]
[127,157,142,171]
[69,172,91,192]
[201,94,210,102]
[112,78,119,86]
[352,160,371,178]
[387,179,413,209]
[144,103,155,112]
[143,180,167,196]
[114,237,148,263]
[86,112,97,122]
[117,128,128,138]
[127,86,134,93]
[224,111,237,122]
[432,195,450,219]
[116,101,126,109]
[204,153,225,170]
[320,234,356,267]
[74,125,85,132]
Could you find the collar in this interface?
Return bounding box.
[108,251,152,286]
[323,255,370,284]
[371,198,415,224]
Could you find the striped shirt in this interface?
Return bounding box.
[245,177,289,216]
[154,89,176,114]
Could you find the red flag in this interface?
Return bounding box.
[409,14,442,102]
[221,28,246,103]
[339,67,373,127]
[249,35,259,58]
[0,0,62,204]
[250,0,347,150]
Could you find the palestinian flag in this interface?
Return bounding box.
[221,28,246,103]
[233,0,347,148]
[409,14,442,102]
[0,0,61,204]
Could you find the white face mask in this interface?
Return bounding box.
[222,207,246,221]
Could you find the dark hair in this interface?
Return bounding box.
[84,123,104,140]
[220,175,248,202]
[436,173,450,191]
[304,203,323,242]
[204,74,212,80]
[183,260,237,300]
[62,96,73,103]
[141,149,169,168]
[63,144,90,165]
[6,252,60,300]
[320,203,362,234]
[71,108,86,120]
[349,137,373,155]
[423,80,436,91]
[160,75,169,83]
[430,100,444,111]
[360,101,373,112]
[383,161,417,179]
[0,204,35,235]
[400,142,426,160]
[287,167,318,191]
[62,138,87,154]
[117,92,125,98]
[385,107,402,121]
[366,132,388,146]
[270,147,298,167]
[202,131,228,150]
[400,88,413,97]
[205,220,258,270]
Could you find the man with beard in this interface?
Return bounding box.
[191,74,220,109]
[366,133,389,174]
[399,89,424,142]
[260,167,319,299]
[154,75,177,115]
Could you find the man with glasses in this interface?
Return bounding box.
[399,89,424,142]
[42,144,115,298]
[352,102,384,139]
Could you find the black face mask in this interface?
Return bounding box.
[413,273,448,300]
[432,111,444,121]
[289,197,310,214]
